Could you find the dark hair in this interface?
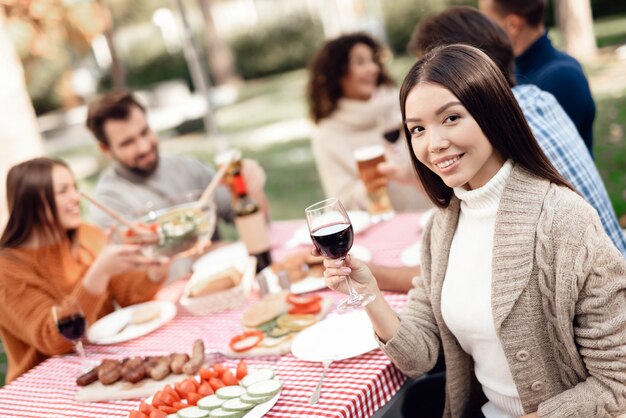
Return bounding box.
[0,157,73,248]
[491,0,546,27]
[399,44,572,207]
[307,32,394,123]
[408,6,516,87]
[86,90,146,146]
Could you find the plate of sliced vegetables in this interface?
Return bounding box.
[129,361,282,418]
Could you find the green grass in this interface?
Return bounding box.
[593,89,626,219]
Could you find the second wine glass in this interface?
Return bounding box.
[52,297,91,373]
[305,197,375,311]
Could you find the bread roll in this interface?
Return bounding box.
[189,266,242,297]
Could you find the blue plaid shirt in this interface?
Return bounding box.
[513,85,626,256]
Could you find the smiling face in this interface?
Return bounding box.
[340,43,380,101]
[52,164,82,231]
[404,82,504,190]
[101,105,159,176]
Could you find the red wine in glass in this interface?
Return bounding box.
[56,314,86,341]
[305,198,375,311]
[310,223,354,259]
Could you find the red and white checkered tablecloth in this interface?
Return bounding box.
[0,212,425,418]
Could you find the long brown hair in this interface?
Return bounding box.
[0,157,72,248]
[399,44,572,207]
[307,32,394,123]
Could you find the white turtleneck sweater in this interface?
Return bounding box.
[440,160,525,418]
[310,86,432,212]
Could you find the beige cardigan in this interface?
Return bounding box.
[379,165,626,417]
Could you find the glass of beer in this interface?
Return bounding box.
[353,145,395,223]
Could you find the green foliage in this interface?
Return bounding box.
[593,90,626,220]
[229,16,324,80]
[382,0,449,55]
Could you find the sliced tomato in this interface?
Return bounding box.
[178,379,196,396]
[174,382,188,398]
[185,377,199,391]
[211,363,226,377]
[139,401,154,414]
[160,392,177,407]
[208,377,225,391]
[172,401,187,410]
[288,300,321,314]
[151,390,164,407]
[163,384,181,402]
[229,330,264,352]
[129,411,148,418]
[186,392,203,406]
[221,369,237,386]
[198,381,214,396]
[156,405,178,414]
[149,411,167,418]
[236,360,248,381]
[199,367,217,382]
[287,293,322,306]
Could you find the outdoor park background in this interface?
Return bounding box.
[1,0,626,385]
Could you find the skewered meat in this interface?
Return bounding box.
[145,356,172,381]
[169,353,189,374]
[121,356,146,383]
[98,359,122,385]
[182,339,205,375]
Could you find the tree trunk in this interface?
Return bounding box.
[0,8,44,229]
[197,0,239,85]
[96,0,125,88]
[554,0,597,61]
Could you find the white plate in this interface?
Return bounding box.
[287,211,371,248]
[272,245,371,295]
[400,241,421,267]
[192,241,249,273]
[87,301,176,345]
[291,310,378,362]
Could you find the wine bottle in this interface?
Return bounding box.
[231,164,272,273]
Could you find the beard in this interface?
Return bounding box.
[127,151,160,177]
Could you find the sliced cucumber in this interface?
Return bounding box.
[240,369,275,387]
[177,406,210,418]
[221,397,256,412]
[197,394,225,411]
[246,379,283,398]
[215,385,247,400]
[168,414,179,418]
[208,408,246,418]
[240,392,275,405]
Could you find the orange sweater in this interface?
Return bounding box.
[0,224,163,383]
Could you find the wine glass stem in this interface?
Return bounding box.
[339,257,360,301]
[75,340,87,369]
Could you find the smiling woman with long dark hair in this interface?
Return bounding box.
[0,157,169,383]
[321,45,626,417]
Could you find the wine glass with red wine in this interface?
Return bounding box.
[52,298,90,372]
[306,198,376,311]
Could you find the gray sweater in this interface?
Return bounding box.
[380,164,626,417]
[90,155,233,228]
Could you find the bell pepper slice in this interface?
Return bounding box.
[288,301,321,315]
[229,330,264,352]
[287,293,322,306]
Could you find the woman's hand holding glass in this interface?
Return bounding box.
[319,253,378,296]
